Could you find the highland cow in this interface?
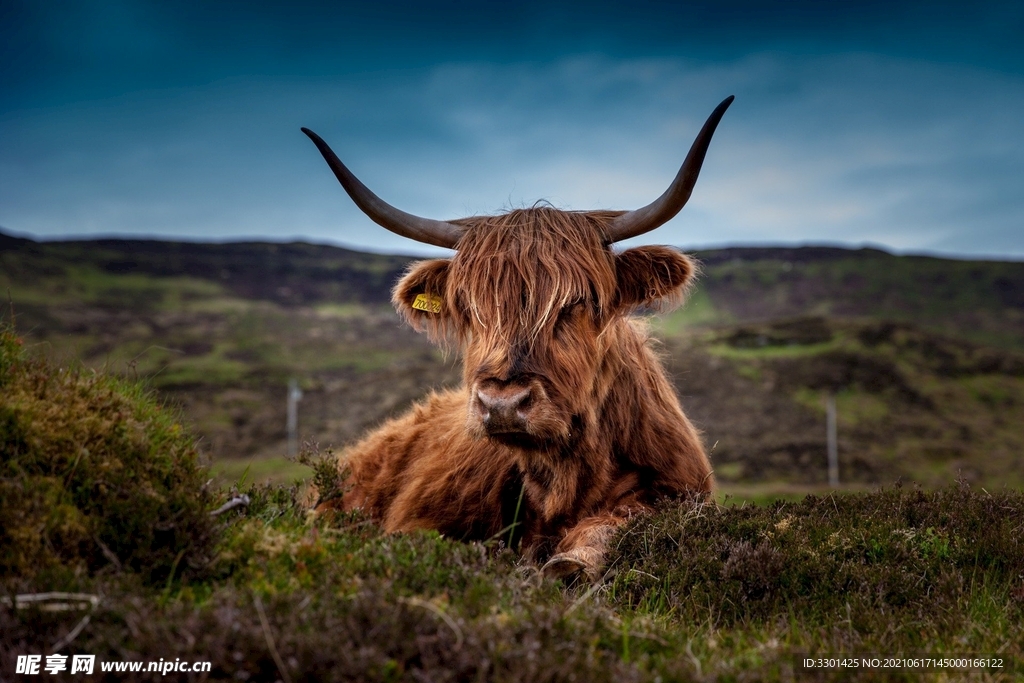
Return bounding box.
[302,96,733,579]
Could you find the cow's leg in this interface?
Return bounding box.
[541,513,628,581]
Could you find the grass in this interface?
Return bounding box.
[210,455,312,488]
[716,482,875,507]
[687,317,1024,489]
[210,458,872,507]
[2,337,1023,681]
[691,247,1024,352]
[0,259,226,312]
[4,479,1021,681]
[708,339,838,360]
[651,287,725,334]
[151,352,252,387]
[607,483,1024,677]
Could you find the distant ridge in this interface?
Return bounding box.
[1,229,415,306]
[0,229,35,250]
[3,230,1022,349]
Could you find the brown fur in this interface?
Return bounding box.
[329,206,713,579]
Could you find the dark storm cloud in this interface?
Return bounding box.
[1,1,1022,257]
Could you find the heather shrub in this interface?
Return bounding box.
[608,484,1024,649]
[0,323,216,584]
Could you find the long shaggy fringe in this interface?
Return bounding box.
[447,208,623,344]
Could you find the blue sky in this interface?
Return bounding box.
[1,1,1022,257]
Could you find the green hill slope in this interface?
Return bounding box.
[670,317,1024,489]
[5,233,1023,349]
[3,232,1022,492]
[665,246,1024,351]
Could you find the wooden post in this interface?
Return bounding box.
[287,379,303,458]
[826,392,839,487]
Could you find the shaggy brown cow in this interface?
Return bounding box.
[302,96,733,579]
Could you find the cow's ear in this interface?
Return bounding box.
[393,259,452,335]
[614,246,697,311]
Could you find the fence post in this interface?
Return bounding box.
[287,379,303,458]
[826,392,839,487]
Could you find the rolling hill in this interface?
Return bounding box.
[3,230,1023,492]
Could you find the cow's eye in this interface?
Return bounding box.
[555,301,585,332]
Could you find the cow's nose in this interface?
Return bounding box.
[475,383,533,433]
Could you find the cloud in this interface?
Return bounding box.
[1,52,1022,258]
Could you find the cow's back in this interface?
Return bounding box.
[342,389,522,541]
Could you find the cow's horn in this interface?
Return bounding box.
[606,96,734,243]
[302,128,466,249]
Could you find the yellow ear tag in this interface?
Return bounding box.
[412,293,443,314]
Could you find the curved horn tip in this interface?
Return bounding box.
[605,96,735,243]
[714,95,736,116]
[301,127,324,144]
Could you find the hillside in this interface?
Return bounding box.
[665,246,1024,352]
[4,320,1023,681]
[3,231,1023,493]
[6,232,1023,350]
[670,317,1024,489]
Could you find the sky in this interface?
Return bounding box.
[1,0,1022,258]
